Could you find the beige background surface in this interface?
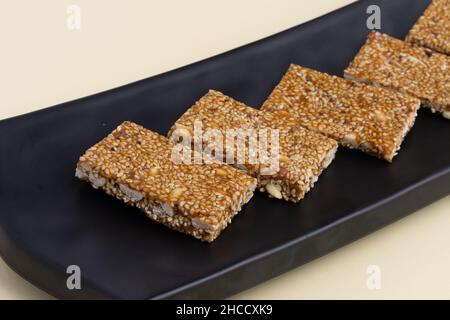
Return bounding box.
[0,0,449,300]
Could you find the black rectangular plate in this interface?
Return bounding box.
[1,0,449,300]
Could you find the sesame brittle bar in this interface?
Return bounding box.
[261,64,421,162]
[344,32,450,119]
[405,0,450,55]
[76,121,257,242]
[168,90,338,202]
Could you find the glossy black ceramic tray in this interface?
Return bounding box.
[1,0,448,299]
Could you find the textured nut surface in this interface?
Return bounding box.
[79,162,92,172]
[374,110,387,122]
[443,111,450,120]
[266,183,282,199]
[75,168,87,180]
[342,133,358,148]
[155,202,174,216]
[191,218,214,231]
[119,184,144,202]
[149,166,160,175]
[215,168,228,176]
[89,173,106,189]
[169,187,185,201]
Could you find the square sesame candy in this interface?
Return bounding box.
[262,64,421,162]
[168,90,338,202]
[76,121,257,242]
[345,32,449,118]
